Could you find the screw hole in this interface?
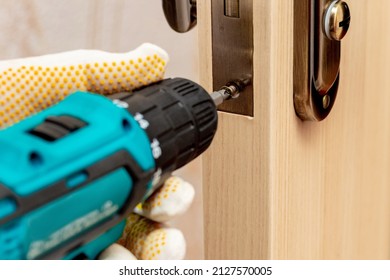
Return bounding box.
[122,119,131,132]
[29,152,43,166]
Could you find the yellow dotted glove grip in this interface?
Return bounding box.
[118,214,186,260]
[0,43,169,128]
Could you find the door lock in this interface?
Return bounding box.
[294,0,351,121]
[212,0,254,116]
[324,0,351,41]
[163,0,254,116]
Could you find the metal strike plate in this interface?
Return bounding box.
[293,0,350,121]
[212,0,254,116]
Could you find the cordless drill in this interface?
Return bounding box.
[0,77,244,260]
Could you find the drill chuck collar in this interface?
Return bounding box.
[110,78,218,187]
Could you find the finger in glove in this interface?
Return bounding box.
[0,43,168,127]
[117,214,186,260]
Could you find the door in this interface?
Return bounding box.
[200,0,390,259]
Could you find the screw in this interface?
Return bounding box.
[221,84,240,99]
[323,95,331,109]
[210,76,252,106]
[323,0,351,41]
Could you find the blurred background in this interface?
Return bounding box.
[0,0,203,259]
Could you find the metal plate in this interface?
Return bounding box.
[293,0,341,121]
[212,0,254,116]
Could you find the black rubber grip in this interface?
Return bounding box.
[29,115,87,142]
[110,78,218,185]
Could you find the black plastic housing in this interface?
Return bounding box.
[110,78,218,186]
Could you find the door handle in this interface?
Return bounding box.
[162,0,197,33]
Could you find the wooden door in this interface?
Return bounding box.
[200,0,390,259]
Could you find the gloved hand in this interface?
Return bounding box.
[0,43,195,260]
[100,176,195,260]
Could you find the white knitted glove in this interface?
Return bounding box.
[100,176,195,260]
[0,43,195,260]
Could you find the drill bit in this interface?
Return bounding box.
[210,76,251,106]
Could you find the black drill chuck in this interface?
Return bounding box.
[110,78,218,186]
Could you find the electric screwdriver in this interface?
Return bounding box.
[0,77,244,260]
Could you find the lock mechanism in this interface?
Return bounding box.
[324,0,351,41]
[294,0,351,121]
[163,0,254,116]
[212,0,254,116]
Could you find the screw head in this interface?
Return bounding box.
[324,0,351,41]
[323,95,331,109]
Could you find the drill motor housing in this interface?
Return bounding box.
[0,78,218,260]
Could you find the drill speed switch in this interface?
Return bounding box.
[0,78,218,260]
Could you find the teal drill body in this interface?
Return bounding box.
[0,78,218,260]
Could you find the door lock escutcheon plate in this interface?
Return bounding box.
[212,0,254,116]
[294,0,351,121]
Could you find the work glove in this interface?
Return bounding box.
[0,43,195,260]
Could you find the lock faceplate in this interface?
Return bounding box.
[293,0,350,121]
[212,0,254,116]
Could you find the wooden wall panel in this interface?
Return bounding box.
[200,0,272,259]
[201,0,390,259]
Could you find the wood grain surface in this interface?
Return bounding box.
[201,0,390,259]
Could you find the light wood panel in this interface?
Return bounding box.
[200,0,272,259]
[201,0,390,259]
